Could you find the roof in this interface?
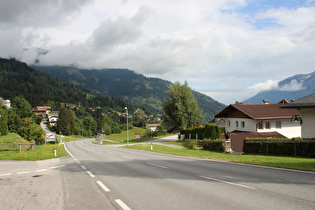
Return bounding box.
[282,93,315,109]
[145,124,160,127]
[215,103,300,119]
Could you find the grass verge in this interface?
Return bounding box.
[0,132,69,160]
[124,143,315,172]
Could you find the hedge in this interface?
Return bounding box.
[181,123,221,140]
[202,140,225,152]
[245,138,315,158]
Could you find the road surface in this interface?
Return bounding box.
[64,139,315,210]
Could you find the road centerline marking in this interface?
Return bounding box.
[36,169,48,172]
[87,171,95,178]
[0,173,12,177]
[122,156,133,160]
[147,162,168,169]
[115,199,131,210]
[17,171,31,175]
[96,180,110,192]
[199,175,256,190]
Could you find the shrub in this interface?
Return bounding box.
[188,141,198,149]
[202,140,225,152]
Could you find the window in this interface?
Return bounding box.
[276,121,281,129]
[258,122,263,130]
[228,120,231,127]
[241,121,245,128]
[236,121,239,128]
[265,122,270,129]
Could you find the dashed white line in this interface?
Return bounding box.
[96,180,111,192]
[80,165,87,170]
[199,175,256,190]
[17,171,31,175]
[115,199,131,210]
[36,169,48,172]
[87,171,95,178]
[0,173,11,177]
[122,156,133,160]
[147,162,168,169]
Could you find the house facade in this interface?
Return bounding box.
[215,102,301,138]
[145,124,160,132]
[282,93,315,138]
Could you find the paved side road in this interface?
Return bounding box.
[0,159,64,210]
[0,156,117,210]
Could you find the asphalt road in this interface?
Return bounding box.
[65,139,315,210]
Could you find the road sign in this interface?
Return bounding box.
[46,132,56,143]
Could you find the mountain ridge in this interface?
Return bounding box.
[34,65,226,122]
[244,71,315,104]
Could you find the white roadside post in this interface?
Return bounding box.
[125,107,129,145]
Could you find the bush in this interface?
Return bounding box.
[245,138,315,157]
[188,141,198,149]
[202,140,225,152]
[181,123,220,140]
[0,121,8,136]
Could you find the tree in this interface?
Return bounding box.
[11,96,32,118]
[163,81,204,130]
[57,107,75,135]
[83,116,96,137]
[0,121,8,136]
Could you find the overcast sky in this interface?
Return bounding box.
[1,0,315,104]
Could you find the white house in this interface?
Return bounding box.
[282,93,315,138]
[215,102,301,138]
[0,97,10,109]
[145,124,160,132]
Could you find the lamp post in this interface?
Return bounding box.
[125,107,129,145]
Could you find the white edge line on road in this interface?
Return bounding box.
[115,199,131,210]
[147,162,168,169]
[122,156,133,160]
[64,143,74,158]
[0,173,12,176]
[17,171,31,175]
[96,180,110,192]
[80,165,86,170]
[199,175,256,190]
[87,171,95,178]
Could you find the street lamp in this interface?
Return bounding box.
[125,107,129,145]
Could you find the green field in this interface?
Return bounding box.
[0,132,68,160]
[101,127,165,144]
[125,142,315,172]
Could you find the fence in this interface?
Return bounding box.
[0,143,35,153]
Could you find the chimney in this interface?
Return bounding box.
[262,100,269,104]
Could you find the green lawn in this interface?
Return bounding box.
[124,142,315,172]
[0,132,69,160]
[101,127,167,144]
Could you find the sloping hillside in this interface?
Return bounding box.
[244,71,315,104]
[0,58,147,114]
[35,65,226,121]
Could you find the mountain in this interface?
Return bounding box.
[243,71,315,104]
[34,65,226,122]
[0,58,148,114]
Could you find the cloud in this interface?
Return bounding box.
[0,0,315,104]
[248,80,279,92]
[279,79,305,91]
[0,0,91,27]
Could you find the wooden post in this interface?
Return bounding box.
[19,144,22,153]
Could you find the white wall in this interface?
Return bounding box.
[225,117,301,138]
[301,108,315,138]
[257,119,301,138]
